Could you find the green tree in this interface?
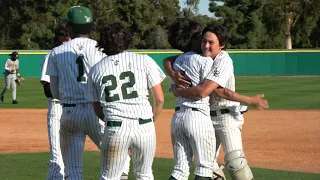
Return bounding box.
[108,0,180,49]
[309,19,320,48]
[263,0,320,49]
[0,0,31,49]
[209,0,268,49]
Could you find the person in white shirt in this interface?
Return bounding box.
[46,6,130,179]
[1,51,20,104]
[87,22,166,180]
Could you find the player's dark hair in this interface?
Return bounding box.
[96,22,133,56]
[202,24,228,50]
[168,18,203,53]
[53,22,70,47]
[68,22,93,36]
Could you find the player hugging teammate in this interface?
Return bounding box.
[163,19,269,180]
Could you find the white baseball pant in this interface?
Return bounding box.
[46,98,64,180]
[60,103,105,180]
[1,73,17,100]
[100,119,156,180]
[171,107,216,179]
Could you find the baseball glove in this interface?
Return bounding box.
[15,76,25,86]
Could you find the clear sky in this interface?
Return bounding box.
[179,0,213,17]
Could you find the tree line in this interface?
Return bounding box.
[1,0,320,50]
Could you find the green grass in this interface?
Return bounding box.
[0,152,319,180]
[1,77,320,109]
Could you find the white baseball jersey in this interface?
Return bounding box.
[170,52,216,179]
[172,52,213,114]
[87,51,166,121]
[1,59,19,101]
[40,53,51,83]
[46,37,112,180]
[87,51,166,180]
[4,58,19,73]
[46,37,106,104]
[207,51,254,178]
[206,50,240,111]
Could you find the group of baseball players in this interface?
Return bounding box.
[37,5,268,180]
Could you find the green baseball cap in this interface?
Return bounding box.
[66,6,93,24]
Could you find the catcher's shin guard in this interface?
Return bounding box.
[224,150,254,180]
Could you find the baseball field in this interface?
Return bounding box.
[0,77,320,180]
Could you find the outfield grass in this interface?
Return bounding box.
[0,77,320,109]
[0,152,319,180]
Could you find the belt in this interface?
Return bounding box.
[210,109,230,117]
[107,118,153,127]
[175,107,199,112]
[62,104,76,107]
[210,109,247,117]
[50,99,60,104]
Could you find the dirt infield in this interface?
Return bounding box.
[0,109,319,174]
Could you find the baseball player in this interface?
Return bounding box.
[87,22,166,180]
[1,51,20,104]
[172,25,269,180]
[45,6,130,179]
[40,21,70,180]
[166,19,217,180]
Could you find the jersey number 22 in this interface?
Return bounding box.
[102,71,138,102]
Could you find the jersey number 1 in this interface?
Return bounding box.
[102,71,138,102]
[76,55,86,82]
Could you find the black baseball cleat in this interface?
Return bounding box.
[0,94,3,102]
[12,100,19,104]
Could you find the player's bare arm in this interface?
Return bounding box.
[163,55,191,87]
[92,102,104,121]
[163,55,178,77]
[174,79,269,110]
[214,88,269,110]
[151,84,164,122]
[49,76,59,99]
[174,79,219,98]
